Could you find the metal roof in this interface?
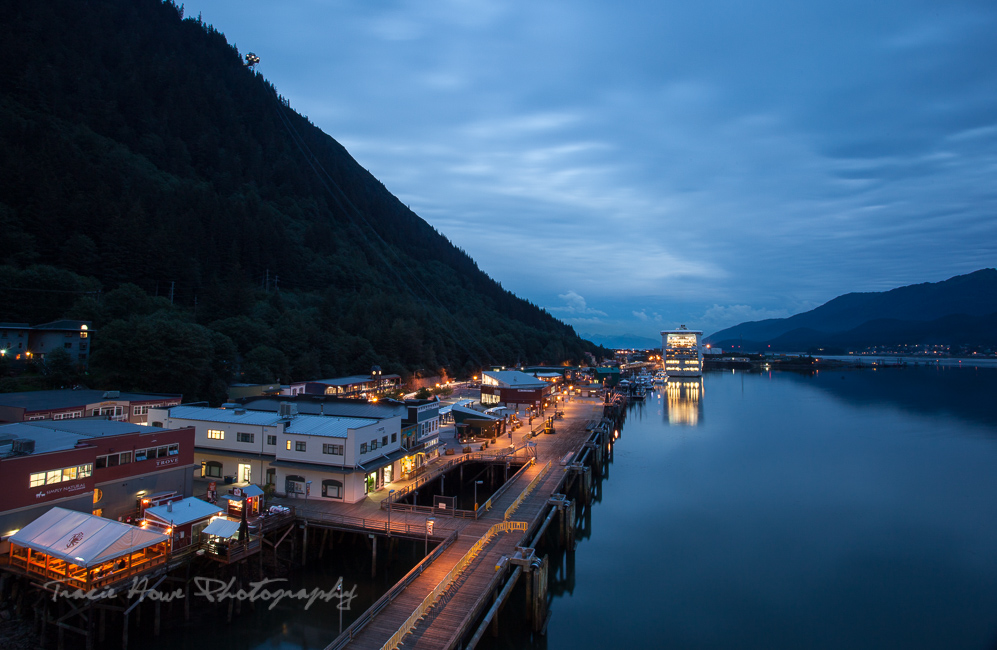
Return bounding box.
[164,405,284,427]
[144,498,223,526]
[306,374,401,387]
[0,420,164,454]
[285,415,378,438]
[482,370,547,388]
[240,398,406,419]
[0,389,181,412]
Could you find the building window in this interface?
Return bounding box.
[322,479,343,499]
[78,463,92,478]
[370,440,378,451]
[382,435,388,446]
[360,443,368,454]
[133,405,150,416]
[286,440,292,451]
[135,449,148,461]
[267,435,277,446]
[207,429,224,440]
[237,432,254,443]
[30,472,46,488]
[46,470,61,485]
[62,467,77,481]
[323,444,344,455]
[391,433,397,443]
[295,441,306,452]
[54,411,82,420]
[96,456,108,469]
[168,444,179,456]
[202,461,223,478]
[64,342,72,349]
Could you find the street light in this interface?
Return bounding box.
[387,489,395,536]
[474,480,484,512]
[425,517,435,556]
[337,581,343,634]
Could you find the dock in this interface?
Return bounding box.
[317,394,624,649]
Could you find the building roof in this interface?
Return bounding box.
[451,405,503,422]
[482,370,547,388]
[10,507,168,568]
[0,389,182,412]
[201,518,240,539]
[305,374,401,387]
[144,498,223,526]
[240,397,406,419]
[285,415,378,439]
[0,420,168,455]
[31,320,92,331]
[162,405,284,427]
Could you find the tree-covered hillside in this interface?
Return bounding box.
[0,0,606,400]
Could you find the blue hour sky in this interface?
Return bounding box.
[186,0,997,342]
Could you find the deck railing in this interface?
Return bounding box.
[504,460,553,521]
[379,520,528,650]
[322,528,459,650]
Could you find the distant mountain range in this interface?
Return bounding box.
[705,269,997,352]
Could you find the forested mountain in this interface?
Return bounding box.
[706,269,997,352]
[0,0,606,401]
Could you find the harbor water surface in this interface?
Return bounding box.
[489,364,997,649]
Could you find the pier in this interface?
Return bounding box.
[316,393,625,649]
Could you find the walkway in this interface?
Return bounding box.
[335,397,605,649]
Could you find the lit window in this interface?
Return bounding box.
[30,472,46,487]
[207,429,224,440]
[46,470,61,485]
[78,464,93,477]
[286,440,292,451]
[62,467,77,481]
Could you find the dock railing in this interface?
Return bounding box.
[504,460,553,521]
[323,528,459,650]
[379,520,528,650]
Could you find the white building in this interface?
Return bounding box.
[148,405,404,503]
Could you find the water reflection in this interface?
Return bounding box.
[664,377,704,425]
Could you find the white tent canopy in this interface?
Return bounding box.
[10,507,168,568]
[201,518,240,539]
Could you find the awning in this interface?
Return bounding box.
[10,507,168,568]
[201,518,240,539]
[356,447,408,473]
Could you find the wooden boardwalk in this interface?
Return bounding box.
[333,397,606,650]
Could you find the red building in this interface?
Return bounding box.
[0,419,195,538]
[0,388,182,425]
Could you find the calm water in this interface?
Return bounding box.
[488,365,997,649]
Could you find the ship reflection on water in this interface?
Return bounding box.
[664,377,704,425]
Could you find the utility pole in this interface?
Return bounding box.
[169,281,175,304]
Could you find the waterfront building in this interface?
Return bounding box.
[662,325,704,377]
[0,419,196,535]
[237,396,443,482]
[480,370,551,412]
[148,404,405,503]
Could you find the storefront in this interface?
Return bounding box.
[221,484,264,518]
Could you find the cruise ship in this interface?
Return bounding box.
[662,325,703,377]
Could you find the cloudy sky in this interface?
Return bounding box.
[187,0,997,341]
